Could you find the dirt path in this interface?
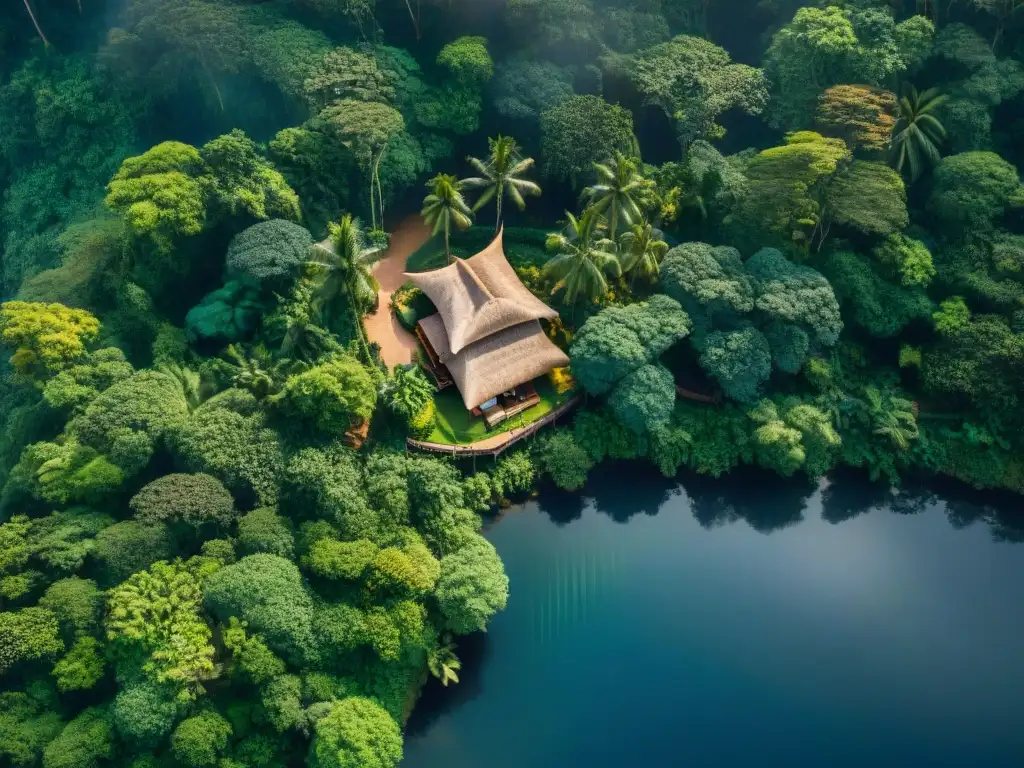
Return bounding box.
[366,215,432,369]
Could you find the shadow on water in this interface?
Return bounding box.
[585,461,682,522]
[925,476,1024,542]
[822,466,1024,541]
[534,483,588,526]
[533,462,818,533]
[683,466,817,533]
[541,461,1024,541]
[821,466,899,524]
[404,631,491,739]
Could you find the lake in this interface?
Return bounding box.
[402,466,1024,768]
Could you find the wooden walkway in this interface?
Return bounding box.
[407,395,582,458]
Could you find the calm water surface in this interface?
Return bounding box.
[403,467,1024,768]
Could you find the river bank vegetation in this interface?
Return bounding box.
[3,0,1024,766]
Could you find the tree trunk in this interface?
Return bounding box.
[200,58,224,112]
[369,172,377,233]
[23,0,49,47]
[444,219,451,265]
[404,0,421,39]
[345,282,372,365]
[373,141,389,233]
[495,186,503,234]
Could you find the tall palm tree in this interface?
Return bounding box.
[619,221,669,284]
[891,85,947,182]
[543,207,620,314]
[309,214,383,317]
[581,152,648,239]
[421,174,473,265]
[461,135,542,233]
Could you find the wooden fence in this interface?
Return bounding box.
[407,395,581,458]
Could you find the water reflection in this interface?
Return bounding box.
[586,461,681,522]
[820,467,899,524]
[539,464,1024,541]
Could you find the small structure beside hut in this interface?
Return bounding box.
[406,228,569,428]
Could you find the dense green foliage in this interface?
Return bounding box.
[4,0,1024,763]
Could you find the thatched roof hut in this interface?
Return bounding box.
[406,229,568,409]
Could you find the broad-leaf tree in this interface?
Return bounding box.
[764,7,933,131]
[540,95,636,186]
[817,85,897,155]
[315,99,404,231]
[610,35,767,151]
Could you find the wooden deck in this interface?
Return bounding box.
[407,395,581,457]
[415,324,453,389]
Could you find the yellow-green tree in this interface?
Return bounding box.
[0,302,100,378]
[105,142,209,253]
[730,131,850,251]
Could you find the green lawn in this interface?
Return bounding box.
[425,376,571,445]
[406,226,551,273]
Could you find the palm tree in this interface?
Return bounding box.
[866,387,919,450]
[221,344,275,398]
[309,214,383,316]
[581,152,648,240]
[271,279,343,363]
[421,174,473,265]
[427,639,461,687]
[891,85,947,182]
[619,221,669,284]
[543,207,620,315]
[380,364,434,421]
[461,135,542,233]
[157,363,207,411]
[219,344,305,399]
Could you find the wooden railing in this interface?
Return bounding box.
[407,395,581,457]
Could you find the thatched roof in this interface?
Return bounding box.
[405,228,557,355]
[419,313,569,410]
